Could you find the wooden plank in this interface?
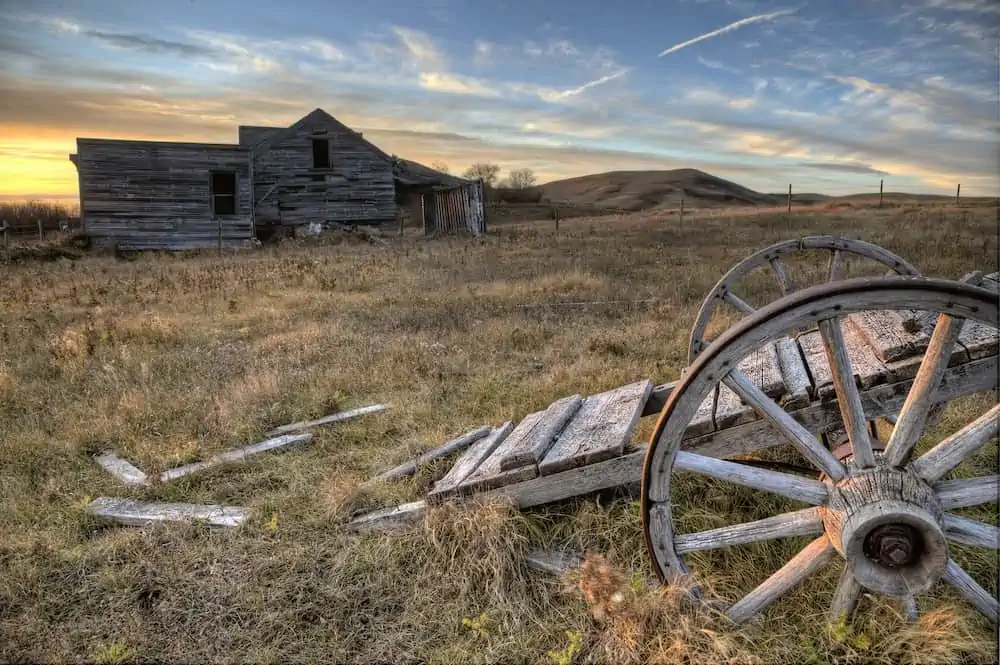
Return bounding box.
[713,383,755,429]
[458,412,547,494]
[93,451,150,487]
[538,379,653,475]
[737,343,786,397]
[797,321,891,399]
[524,550,584,575]
[87,498,248,527]
[367,426,492,484]
[957,319,998,360]
[427,422,513,501]
[776,336,813,408]
[641,380,677,417]
[687,388,717,437]
[348,501,426,533]
[691,354,998,460]
[265,403,388,437]
[499,395,583,471]
[160,433,312,483]
[849,309,931,363]
[981,272,998,295]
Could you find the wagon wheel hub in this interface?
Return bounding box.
[865,523,920,568]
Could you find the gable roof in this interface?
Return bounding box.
[249,108,394,164]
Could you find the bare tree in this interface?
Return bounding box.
[507,168,536,189]
[431,161,451,175]
[462,163,501,188]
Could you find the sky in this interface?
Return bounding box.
[0,0,998,202]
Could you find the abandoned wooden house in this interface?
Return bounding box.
[70,108,485,250]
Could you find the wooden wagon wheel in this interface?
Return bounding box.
[643,276,998,626]
[688,236,920,363]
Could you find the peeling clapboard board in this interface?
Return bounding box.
[538,379,653,475]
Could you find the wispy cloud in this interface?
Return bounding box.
[547,68,630,100]
[658,8,798,57]
[799,161,890,175]
[696,55,742,74]
[83,30,216,56]
[419,72,499,97]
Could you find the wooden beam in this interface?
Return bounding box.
[87,498,249,527]
[368,426,492,484]
[159,433,313,483]
[524,549,584,575]
[265,403,388,437]
[93,451,150,487]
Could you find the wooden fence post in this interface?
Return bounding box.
[955,183,961,206]
[679,199,685,225]
[37,218,43,242]
[554,206,559,232]
[1,224,7,252]
[787,184,792,213]
[879,179,883,209]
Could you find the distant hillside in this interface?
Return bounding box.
[530,169,779,210]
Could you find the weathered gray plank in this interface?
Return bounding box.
[160,433,313,482]
[641,381,676,417]
[538,379,654,475]
[428,422,513,501]
[737,343,786,397]
[87,498,248,527]
[776,336,813,408]
[957,320,999,360]
[348,501,426,533]
[369,426,492,484]
[265,403,388,437]
[849,309,931,363]
[981,272,998,295]
[525,549,584,575]
[458,412,546,494]
[797,320,890,399]
[93,451,150,487]
[688,388,718,437]
[713,383,755,429]
[499,395,583,470]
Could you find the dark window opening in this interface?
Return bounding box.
[312,138,330,168]
[211,172,237,216]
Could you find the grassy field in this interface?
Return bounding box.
[1,204,997,664]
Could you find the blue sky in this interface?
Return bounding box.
[0,0,997,199]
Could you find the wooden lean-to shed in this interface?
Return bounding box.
[392,158,485,236]
[70,139,254,251]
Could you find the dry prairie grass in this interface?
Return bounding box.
[0,205,997,664]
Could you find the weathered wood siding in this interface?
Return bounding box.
[426,182,485,236]
[252,113,396,227]
[238,125,283,146]
[75,139,253,250]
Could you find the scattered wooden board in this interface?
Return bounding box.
[160,433,313,483]
[368,426,492,484]
[525,549,584,575]
[458,413,546,494]
[499,395,582,471]
[87,498,249,527]
[538,380,653,476]
[349,501,426,533]
[428,422,513,502]
[265,403,388,437]
[94,451,150,487]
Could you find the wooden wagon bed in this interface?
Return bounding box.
[351,273,999,533]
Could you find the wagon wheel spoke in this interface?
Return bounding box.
[723,290,755,315]
[724,369,847,480]
[900,595,918,622]
[727,535,835,624]
[885,313,967,468]
[818,317,876,468]
[943,514,1000,549]
[935,475,1000,510]
[674,451,829,505]
[829,566,863,622]
[910,404,1000,482]
[674,507,823,554]
[941,559,1000,623]
[828,249,845,281]
[770,257,795,295]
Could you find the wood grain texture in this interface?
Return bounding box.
[674,507,824,554]
[690,355,997,460]
[776,337,813,408]
[737,343,787,397]
[942,559,999,622]
[818,317,876,468]
[934,475,999,510]
[458,413,546,494]
[538,379,653,475]
[265,403,388,436]
[798,321,890,399]
[849,309,933,363]
[957,320,999,360]
[524,550,584,575]
[88,497,248,527]
[713,382,756,429]
[674,450,829,505]
[93,451,150,487]
[428,422,513,501]
[160,433,313,482]
[74,139,254,251]
[499,395,582,470]
[642,381,677,417]
[829,567,862,622]
[348,501,426,533]
[911,403,1000,482]
[943,514,1000,549]
[371,426,492,484]
[727,535,835,624]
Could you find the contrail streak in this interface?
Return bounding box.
[658,8,797,57]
